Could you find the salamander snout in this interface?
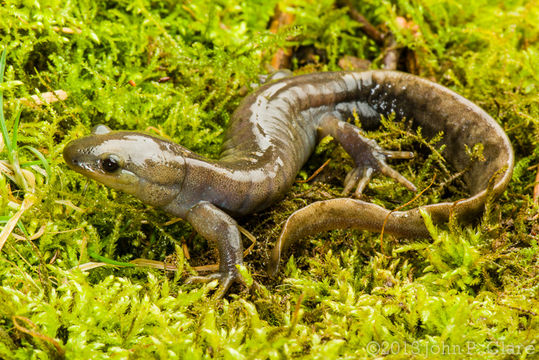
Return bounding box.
[62,141,82,171]
[63,139,99,174]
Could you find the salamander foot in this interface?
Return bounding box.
[318,113,416,196]
[186,270,241,299]
[343,145,416,197]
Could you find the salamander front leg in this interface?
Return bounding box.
[318,113,417,196]
[185,201,244,298]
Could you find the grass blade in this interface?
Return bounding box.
[0,49,6,84]
[0,196,34,252]
[20,145,51,182]
[88,251,135,267]
[0,48,12,154]
[10,105,22,151]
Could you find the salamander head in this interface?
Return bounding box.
[63,125,186,207]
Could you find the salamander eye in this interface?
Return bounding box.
[101,155,121,173]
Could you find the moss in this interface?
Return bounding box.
[0,0,537,358]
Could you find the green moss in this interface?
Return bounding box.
[0,0,537,358]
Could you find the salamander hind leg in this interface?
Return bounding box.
[185,201,244,298]
[318,112,417,197]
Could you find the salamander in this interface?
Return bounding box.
[63,70,514,296]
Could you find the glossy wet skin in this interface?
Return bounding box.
[63,70,514,295]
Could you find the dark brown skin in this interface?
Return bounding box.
[63,70,514,296]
